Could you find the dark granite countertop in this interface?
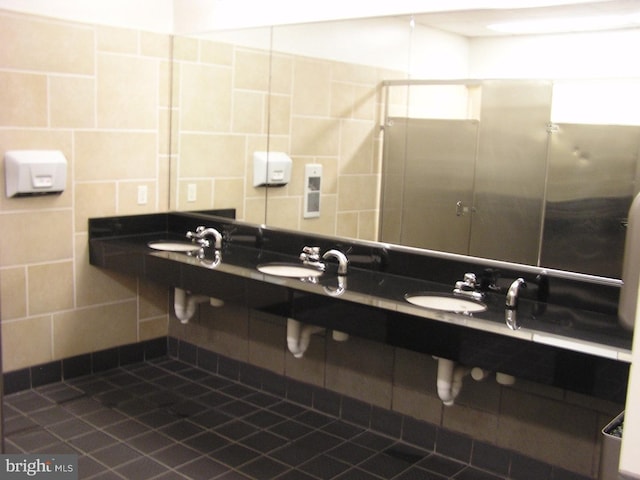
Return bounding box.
[89,227,633,363]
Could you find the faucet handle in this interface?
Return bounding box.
[187,226,205,238]
[300,246,321,262]
[455,273,477,291]
[454,272,484,299]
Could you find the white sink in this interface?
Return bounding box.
[257,262,324,278]
[148,241,200,253]
[405,293,487,313]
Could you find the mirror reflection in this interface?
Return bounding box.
[169,27,273,220]
[263,18,415,237]
[170,9,640,280]
[381,79,640,279]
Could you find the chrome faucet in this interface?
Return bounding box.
[322,249,349,275]
[505,309,520,330]
[300,246,349,274]
[454,273,483,300]
[300,246,325,271]
[186,226,223,249]
[506,278,526,309]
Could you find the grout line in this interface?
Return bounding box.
[3,352,562,480]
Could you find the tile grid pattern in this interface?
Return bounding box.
[2,336,592,480]
[5,356,509,480]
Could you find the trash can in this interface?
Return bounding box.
[599,411,624,480]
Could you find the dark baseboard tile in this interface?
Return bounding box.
[3,337,167,395]
[471,441,511,476]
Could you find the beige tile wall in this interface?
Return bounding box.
[172,35,392,240]
[170,307,623,479]
[171,35,272,220]
[0,10,170,372]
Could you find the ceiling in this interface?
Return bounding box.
[414,0,640,36]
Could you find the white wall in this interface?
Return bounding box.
[469,28,640,78]
[172,0,606,33]
[271,20,469,77]
[410,23,470,78]
[0,0,613,34]
[203,18,469,78]
[0,0,174,31]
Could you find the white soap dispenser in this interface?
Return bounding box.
[619,192,640,329]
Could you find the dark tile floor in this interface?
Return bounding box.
[3,357,505,480]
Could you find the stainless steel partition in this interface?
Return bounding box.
[541,123,640,278]
[379,79,640,277]
[470,81,552,265]
[381,118,478,254]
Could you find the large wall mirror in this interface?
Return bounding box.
[169,4,640,280]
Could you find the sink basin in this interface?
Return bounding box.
[148,241,200,253]
[257,262,324,278]
[405,293,487,313]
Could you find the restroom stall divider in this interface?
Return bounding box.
[380,79,640,278]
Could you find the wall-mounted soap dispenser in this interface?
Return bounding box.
[253,151,292,187]
[4,150,67,197]
[619,191,640,329]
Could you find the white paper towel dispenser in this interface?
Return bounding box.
[4,150,67,197]
[253,151,292,187]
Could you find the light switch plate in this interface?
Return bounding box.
[137,185,148,205]
[187,183,197,202]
